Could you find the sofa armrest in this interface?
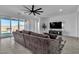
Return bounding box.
[48,39,61,54]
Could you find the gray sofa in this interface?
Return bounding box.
[13,30,65,54]
[13,30,26,47]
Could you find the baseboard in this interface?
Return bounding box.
[62,35,78,39]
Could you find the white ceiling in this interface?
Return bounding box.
[0,5,78,19]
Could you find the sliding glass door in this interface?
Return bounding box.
[0,18,24,38]
[11,19,18,33]
[1,18,11,38]
[19,20,24,31]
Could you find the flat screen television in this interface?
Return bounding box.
[50,22,62,29]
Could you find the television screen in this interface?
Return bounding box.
[50,22,62,29]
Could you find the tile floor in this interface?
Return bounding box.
[62,36,79,54]
[0,37,79,54]
[0,37,32,54]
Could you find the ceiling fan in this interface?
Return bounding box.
[23,5,43,16]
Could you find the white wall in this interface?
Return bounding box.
[39,17,49,33]
[63,13,77,37]
[24,16,40,33]
[24,13,78,37]
[77,12,79,37]
[40,13,78,37]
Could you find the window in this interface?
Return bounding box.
[19,20,24,31]
[11,19,18,33]
[0,17,25,38]
[1,18,11,38]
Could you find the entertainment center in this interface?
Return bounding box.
[49,30,62,35]
[49,21,62,35]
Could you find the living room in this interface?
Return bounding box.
[0,5,79,54]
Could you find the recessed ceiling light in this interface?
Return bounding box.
[59,9,63,12]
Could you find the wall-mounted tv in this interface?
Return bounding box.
[50,22,62,29]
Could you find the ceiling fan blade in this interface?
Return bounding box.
[36,11,43,13]
[35,12,40,15]
[32,5,34,11]
[29,12,32,15]
[33,12,36,15]
[35,8,42,11]
[23,5,31,11]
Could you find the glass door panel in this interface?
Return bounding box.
[11,19,18,33]
[19,20,24,31]
[0,18,25,38]
[1,18,11,38]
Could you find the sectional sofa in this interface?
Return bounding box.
[13,30,65,54]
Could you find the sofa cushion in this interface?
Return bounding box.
[23,30,31,34]
[44,33,57,39]
[19,31,23,33]
[16,30,19,32]
[30,31,49,38]
[49,34,57,39]
[29,35,49,53]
